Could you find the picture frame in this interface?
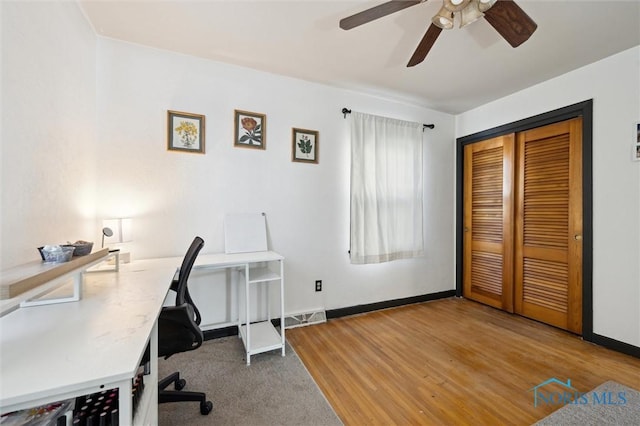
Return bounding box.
[234,109,266,149]
[291,127,319,164]
[167,110,205,154]
[634,122,640,161]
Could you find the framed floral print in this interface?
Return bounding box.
[292,127,318,164]
[167,110,205,154]
[234,109,266,150]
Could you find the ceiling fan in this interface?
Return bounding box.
[339,0,537,67]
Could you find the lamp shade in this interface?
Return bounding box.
[102,218,133,244]
[460,1,484,28]
[432,5,454,29]
[478,0,497,12]
[444,0,471,13]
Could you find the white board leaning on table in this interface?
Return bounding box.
[224,213,268,254]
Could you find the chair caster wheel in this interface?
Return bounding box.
[175,378,186,390]
[200,400,213,415]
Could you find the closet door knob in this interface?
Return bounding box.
[464,227,470,232]
[574,234,582,241]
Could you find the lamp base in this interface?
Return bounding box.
[107,251,130,265]
[120,252,131,263]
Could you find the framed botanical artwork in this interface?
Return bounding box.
[234,109,266,149]
[292,128,319,164]
[167,110,205,154]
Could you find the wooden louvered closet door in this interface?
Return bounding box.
[463,135,515,312]
[515,118,583,333]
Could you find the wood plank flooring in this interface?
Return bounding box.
[286,298,640,425]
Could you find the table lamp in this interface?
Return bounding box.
[102,218,133,263]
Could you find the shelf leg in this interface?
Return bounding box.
[73,272,82,301]
[245,263,251,366]
[236,267,242,339]
[20,271,83,308]
[118,378,133,424]
[280,259,285,357]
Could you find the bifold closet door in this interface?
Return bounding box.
[463,135,515,312]
[514,118,583,334]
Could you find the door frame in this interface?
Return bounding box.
[455,100,593,341]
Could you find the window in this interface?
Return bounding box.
[350,112,424,264]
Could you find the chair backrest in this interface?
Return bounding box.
[175,236,204,308]
[154,237,205,360]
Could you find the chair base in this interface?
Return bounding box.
[159,371,213,415]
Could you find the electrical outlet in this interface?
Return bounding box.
[315,280,322,292]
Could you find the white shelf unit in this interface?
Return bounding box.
[238,260,285,365]
[0,248,112,317]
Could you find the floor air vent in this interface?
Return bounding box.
[284,310,327,329]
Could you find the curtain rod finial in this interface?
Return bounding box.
[342,108,352,118]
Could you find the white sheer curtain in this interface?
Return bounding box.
[350,111,424,264]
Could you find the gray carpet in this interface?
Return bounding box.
[534,381,640,425]
[157,336,342,426]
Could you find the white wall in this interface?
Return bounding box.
[1,1,97,268]
[456,46,640,347]
[95,38,456,320]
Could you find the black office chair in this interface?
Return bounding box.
[155,236,213,415]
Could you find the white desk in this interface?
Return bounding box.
[0,250,285,424]
[193,251,285,365]
[0,258,177,425]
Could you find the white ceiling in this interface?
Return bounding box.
[79,0,640,114]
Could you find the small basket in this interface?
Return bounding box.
[39,246,75,263]
[70,241,93,256]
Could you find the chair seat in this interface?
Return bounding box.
[158,319,200,359]
[149,303,202,358]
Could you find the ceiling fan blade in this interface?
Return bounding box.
[340,1,423,30]
[483,0,537,47]
[407,23,442,67]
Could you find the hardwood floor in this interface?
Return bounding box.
[286,298,640,425]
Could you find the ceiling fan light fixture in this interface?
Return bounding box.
[478,0,497,12]
[339,0,538,67]
[432,6,454,29]
[460,1,484,28]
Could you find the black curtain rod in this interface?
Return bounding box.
[341,108,435,129]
